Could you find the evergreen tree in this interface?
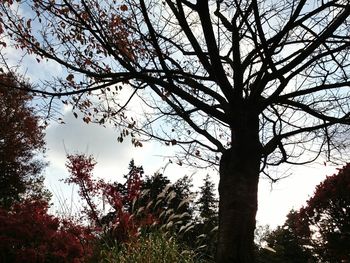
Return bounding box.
[172,175,194,214]
[197,174,218,222]
[141,172,171,205]
[194,174,219,262]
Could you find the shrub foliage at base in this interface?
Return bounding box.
[0,198,94,263]
[98,232,198,263]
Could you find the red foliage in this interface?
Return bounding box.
[0,73,47,208]
[65,154,157,243]
[304,164,350,214]
[297,164,350,261]
[0,198,94,263]
[65,154,101,225]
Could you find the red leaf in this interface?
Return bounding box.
[120,4,128,11]
[66,74,74,82]
[26,19,32,29]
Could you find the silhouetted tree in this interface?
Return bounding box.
[172,175,194,214]
[195,174,218,261]
[142,172,171,202]
[1,1,350,260]
[140,171,171,218]
[257,210,314,263]
[197,174,218,222]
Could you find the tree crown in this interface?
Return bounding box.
[0,0,349,173]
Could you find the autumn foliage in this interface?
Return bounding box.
[0,143,220,262]
[0,73,93,262]
[65,155,157,243]
[0,153,161,263]
[0,198,94,263]
[297,164,350,262]
[0,73,47,208]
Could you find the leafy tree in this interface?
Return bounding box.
[2,1,350,261]
[142,171,195,226]
[113,159,144,213]
[0,73,48,208]
[137,172,171,229]
[65,154,157,243]
[298,164,350,262]
[65,155,207,260]
[172,174,194,214]
[258,164,350,263]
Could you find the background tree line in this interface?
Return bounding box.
[256,164,350,263]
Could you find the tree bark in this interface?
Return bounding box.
[217,114,261,262]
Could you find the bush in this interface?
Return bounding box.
[0,198,94,263]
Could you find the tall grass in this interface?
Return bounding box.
[98,232,198,263]
[92,186,213,262]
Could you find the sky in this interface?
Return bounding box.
[1,4,341,229]
[43,105,340,228]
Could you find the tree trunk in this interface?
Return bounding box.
[217,115,261,262]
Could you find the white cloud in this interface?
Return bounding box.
[44,108,211,216]
[44,107,196,185]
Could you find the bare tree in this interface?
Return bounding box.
[1,0,350,261]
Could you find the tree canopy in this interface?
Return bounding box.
[1,0,349,166]
[0,73,48,208]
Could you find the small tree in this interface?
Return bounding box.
[141,172,171,205]
[298,164,350,262]
[172,175,194,214]
[0,73,48,208]
[195,174,219,261]
[197,174,218,222]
